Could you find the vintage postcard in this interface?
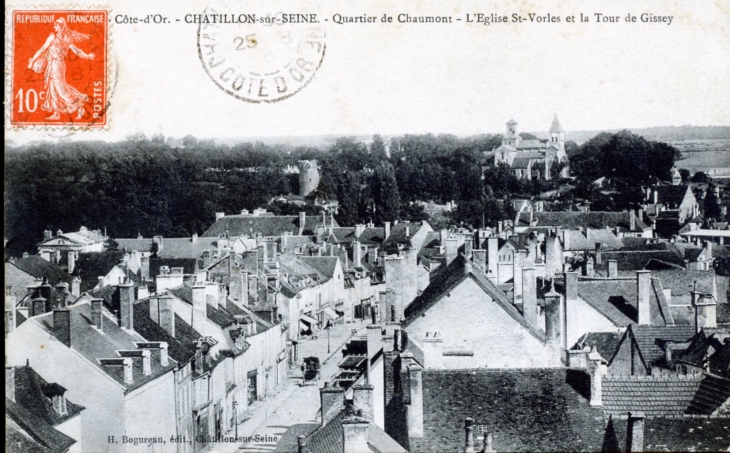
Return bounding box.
[5,0,730,452]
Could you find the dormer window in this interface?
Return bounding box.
[42,383,68,415]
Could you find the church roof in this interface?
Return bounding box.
[549,114,564,133]
[506,119,517,125]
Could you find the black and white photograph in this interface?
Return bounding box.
[5,0,730,452]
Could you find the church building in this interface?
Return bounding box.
[492,114,570,180]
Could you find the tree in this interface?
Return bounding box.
[679,168,691,183]
[372,162,401,223]
[692,172,710,183]
[704,183,721,220]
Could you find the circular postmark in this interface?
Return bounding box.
[197,7,326,103]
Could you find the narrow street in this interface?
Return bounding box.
[214,322,368,453]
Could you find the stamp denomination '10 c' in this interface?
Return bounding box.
[10,10,108,127]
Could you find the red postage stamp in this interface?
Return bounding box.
[10,10,108,127]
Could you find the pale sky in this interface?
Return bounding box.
[6,0,730,145]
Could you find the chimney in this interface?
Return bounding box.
[342,411,370,453]
[487,237,499,282]
[32,297,46,317]
[67,251,76,274]
[544,285,563,350]
[71,277,81,297]
[482,430,493,452]
[319,381,345,424]
[608,260,618,278]
[352,384,374,422]
[588,346,603,406]
[445,237,459,266]
[472,249,487,271]
[423,331,443,369]
[140,255,150,280]
[91,298,103,330]
[561,229,571,251]
[159,341,169,366]
[464,417,476,453]
[55,282,69,308]
[353,241,362,268]
[53,308,72,347]
[192,283,207,331]
[194,344,205,375]
[384,222,391,240]
[402,354,424,438]
[564,271,579,304]
[297,435,307,453]
[584,257,594,278]
[653,190,658,205]
[522,263,537,326]
[704,241,713,258]
[118,280,135,330]
[6,366,15,402]
[141,349,152,375]
[366,325,380,360]
[626,412,645,452]
[159,294,175,337]
[215,212,225,220]
[43,229,52,241]
[636,271,651,325]
[123,358,134,384]
[594,243,602,265]
[355,224,366,237]
[513,249,527,306]
[192,233,198,244]
[240,271,249,306]
[693,293,717,332]
[630,210,637,231]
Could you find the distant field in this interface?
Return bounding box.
[673,139,730,178]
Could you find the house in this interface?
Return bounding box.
[6,293,179,452]
[201,210,337,238]
[37,227,106,262]
[5,255,75,301]
[514,210,652,237]
[644,185,700,225]
[492,115,570,180]
[401,256,562,369]
[6,364,85,453]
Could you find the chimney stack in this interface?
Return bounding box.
[636,271,651,325]
[319,381,345,424]
[627,412,646,452]
[53,308,72,347]
[6,366,15,402]
[564,271,578,304]
[342,410,370,453]
[32,297,47,317]
[194,344,205,375]
[445,237,459,266]
[297,435,307,453]
[487,237,499,283]
[123,358,134,384]
[513,249,527,306]
[5,286,17,336]
[401,354,424,438]
[472,250,487,272]
[544,285,563,350]
[91,298,103,330]
[71,277,81,297]
[482,430,493,452]
[384,222,391,240]
[693,293,717,332]
[464,417,475,453]
[140,255,150,281]
[353,241,363,268]
[704,241,713,258]
[118,280,135,330]
[522,263,537,326]
[594,243,602,265]
[588,346,603,406]
[608,260,618,278]
[192,283,207,330]
[55,282,69,308]
[352,384,374,422]
[159,294,175,337]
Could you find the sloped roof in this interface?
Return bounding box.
[606,414,730,452]
[595,246,686,273]
[299,256,339,279]
[630,324,697,365]
[73,252,126,292]
[409,368,606,452]
[652,185,693,207]
[31,302,177,391]
[6,398,77,453]
[381,222,427,249]
[602,374,703,416]
[510,157,533,169]
[549,113,564,133]
[7,257,73,286]
[132,299,200,364]
[149,257,198,276]
[201,214,337,238]
[586,228,624,250]
[573,279,643,327]
[685,374,730,414]
[573,332,623,360]
[404,256,545,342]
[515,141,545,150]
[299,408,406,453]
[518,211,649,231]
[117,236,227,259]
[355,227,386,246]
[12,365,85,426]
[649,270,727,305]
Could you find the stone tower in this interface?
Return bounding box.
[549,114,565,153]
[298,160,320,197]
[503,119,521,147]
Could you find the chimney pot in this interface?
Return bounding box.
[464,417,475,453]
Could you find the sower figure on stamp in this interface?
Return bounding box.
[28,18,95,120]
